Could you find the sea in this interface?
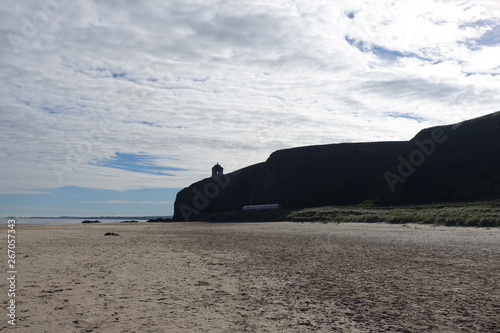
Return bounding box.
[0,217,149,226]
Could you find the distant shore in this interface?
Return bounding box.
[6,216,172,220]
[0,217,173,226]
[3,222,499,332]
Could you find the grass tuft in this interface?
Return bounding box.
[287,202,500,227]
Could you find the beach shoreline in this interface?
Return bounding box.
[1,222,499,332]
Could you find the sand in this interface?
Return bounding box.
[1,222,499,332]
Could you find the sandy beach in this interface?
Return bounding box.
[1,222,499,332]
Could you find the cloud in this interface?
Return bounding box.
[1,0,500,200]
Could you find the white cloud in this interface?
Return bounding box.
[1,0,500,195]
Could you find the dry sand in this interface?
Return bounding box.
[1,222,499,333]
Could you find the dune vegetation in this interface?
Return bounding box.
[288,201,500,227]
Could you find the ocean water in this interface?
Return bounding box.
[0,218,149,226]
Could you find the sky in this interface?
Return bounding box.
[1,0,500,217]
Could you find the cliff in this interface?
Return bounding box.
[173,111,500,221]
[380,111,500,204]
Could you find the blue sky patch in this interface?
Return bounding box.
[345,36,436,62]
[0,186,180,217]
[475,25,500,46]
[372,45,408,61]
[386,112,426,122]
[346,11,357,19]
[124,121,163,128]
[345,36,407,61]
[139,121,162,128]
[460,21,500,50]
[94,153,186,176]
[42,107,58,114]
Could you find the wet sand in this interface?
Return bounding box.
[1,222,499,332]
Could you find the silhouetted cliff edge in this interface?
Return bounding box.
[173,111,500,221]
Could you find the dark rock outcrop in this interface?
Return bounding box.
[82,220,101,224]
[173,111,500,221]
[147,218,173,222]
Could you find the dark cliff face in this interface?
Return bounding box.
[256,142,407,208]
[173,142,406,221]
[381,111,500,204]
[173,111,500,221]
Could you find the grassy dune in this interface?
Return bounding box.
[288,201,500,227]
[198,201,500,227]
